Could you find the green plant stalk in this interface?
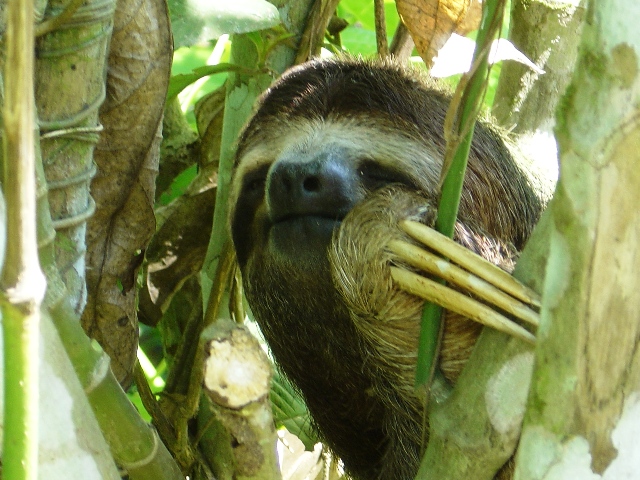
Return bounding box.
[415,0,505,388]
[157,34,273,472]
[200,0,311,306]
[167,63,260,101]
[49,298,185,480]
[200,34,273,306]
[2,304,40,480]
[1,0,46,477]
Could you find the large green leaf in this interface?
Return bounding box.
[169,0,281,48]
[270,371,317,450]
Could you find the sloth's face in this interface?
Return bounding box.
[229,58,543,286]
[230,118,440,272]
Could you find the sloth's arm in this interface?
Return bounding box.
[331,185,538,347]
[389,220,539,344]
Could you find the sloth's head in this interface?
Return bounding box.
[230,58,539,279]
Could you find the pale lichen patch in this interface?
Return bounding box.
[485,351,534,435]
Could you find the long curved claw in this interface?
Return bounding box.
[401,220,541,307]
[390,267,536,344]
[387,239,539,328]
[388,219,539,344]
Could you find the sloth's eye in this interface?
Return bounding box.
[247,177,265,191]
[242,165,269,194]
[358,160,414,190]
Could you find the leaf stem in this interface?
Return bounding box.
[415,0,506,389]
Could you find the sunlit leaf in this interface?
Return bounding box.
[167,63,238,100]
[431,33,544,77]
[278,429,324,480]
[169,0,281,48]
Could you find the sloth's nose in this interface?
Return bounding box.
[267,157,360,223]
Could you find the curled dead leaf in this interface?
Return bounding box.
[397,0,482,67]
[139,167,216,327]
[83,0,172,386]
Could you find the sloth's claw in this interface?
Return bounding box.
[399,220,541,310]
[388,219,539,344]
[389,267,536,344]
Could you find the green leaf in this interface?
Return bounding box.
[415,0,505,389]
[167,63,243,100]
[168,0,281,48]
[270,371,317,450]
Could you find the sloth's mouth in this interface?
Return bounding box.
[269,214,343,258]
[274,213,343,225]
[272,214,342,236]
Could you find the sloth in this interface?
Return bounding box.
[229,57,547,480]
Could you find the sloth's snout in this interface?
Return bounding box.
[267,156,360,223]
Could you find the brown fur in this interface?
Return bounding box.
[229,57,546,479]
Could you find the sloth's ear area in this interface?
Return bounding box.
[390,220,539,344]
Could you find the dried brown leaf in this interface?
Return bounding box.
[456,0,481,35]
[83,0,172,386]
[194,86,226,168]
[397,0,482,67]
[139,168,217,327]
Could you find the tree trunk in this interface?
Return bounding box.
[492,0,586,192]
[514,1,640,478]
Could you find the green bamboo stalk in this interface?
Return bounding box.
[200,34,273,305]
[200,0,313,306]
[190,36,274,458]
[415,0,507,388]
[1,0,46,477]
[49,298,185,480]
[195,1,316,469]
